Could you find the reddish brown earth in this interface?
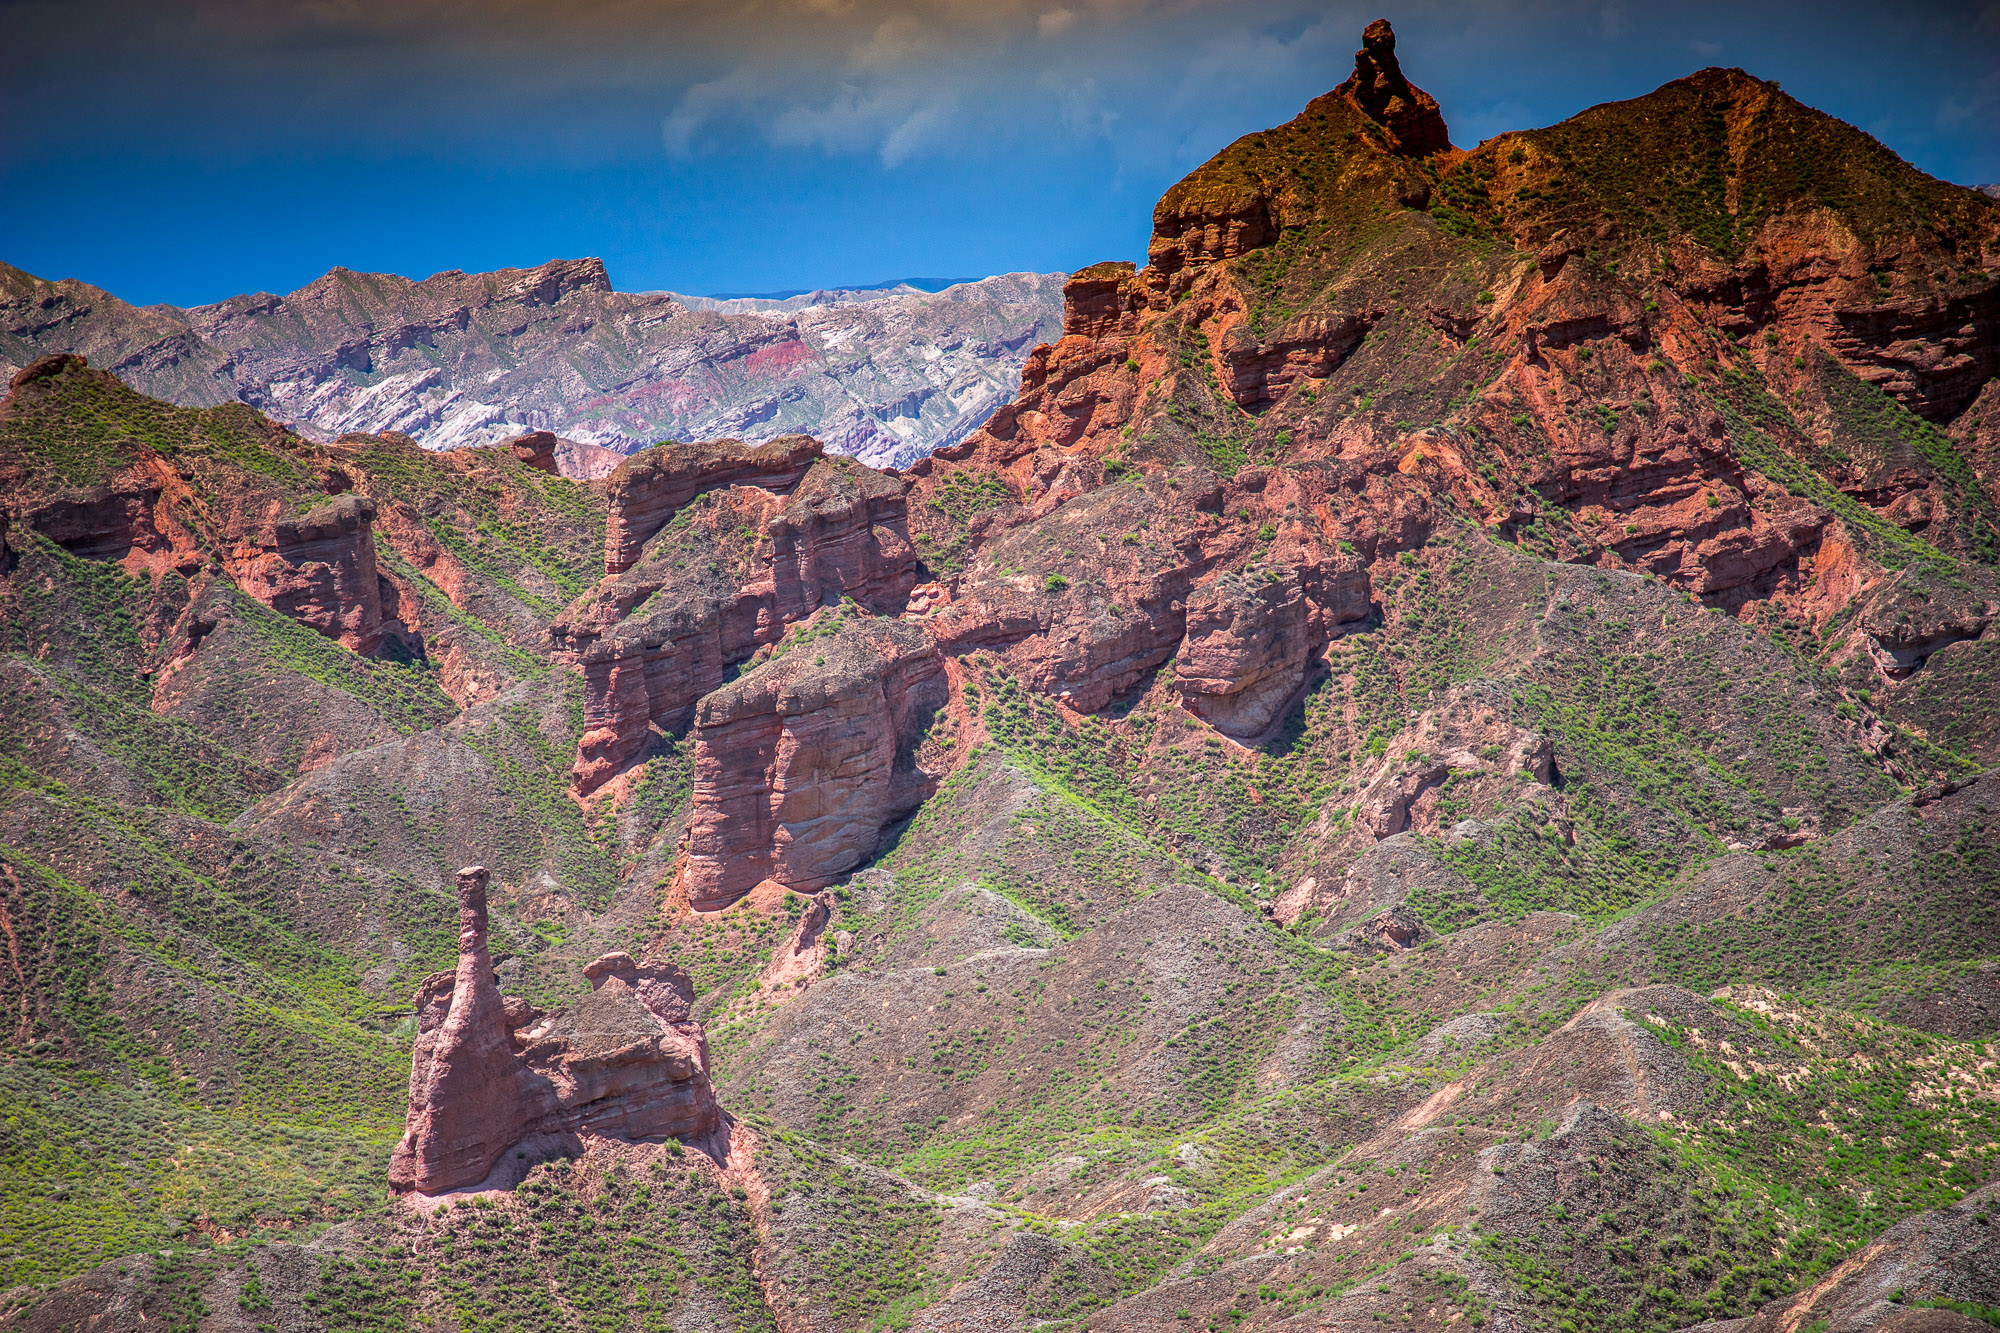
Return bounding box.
[3,20,1998,1333]
[554,439,919,795]
[682,613,946,910]
[907,32,1999,713]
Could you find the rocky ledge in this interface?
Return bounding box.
[553,438,919,795]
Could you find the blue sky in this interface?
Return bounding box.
[2,0,1994,307]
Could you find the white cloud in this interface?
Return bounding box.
[662,68,774,157]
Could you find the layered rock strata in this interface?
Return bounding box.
[555,442,918,794]
[1175,559,1370,736]
[682,616,947,911]
[388,866,718,1195]
[0,259,1065,470]
[601,434,822,575]
[903,17,1999,710]
[5,355,408,654]
[230,493,390,653]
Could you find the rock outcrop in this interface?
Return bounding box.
[388,867,719,1195]
[924,467,1225,713]
[682,615,947,911]
[8,23,2000,1333]
[0,357,427,656]
[907,13,1999,733]
[1175,554,1371,736]
[600,434,823,575]
[555,446,920,794]
[20,463,183,570]
[1335,18,1452,156]
[502,429,560,475]
[232,493,390,653]
[1272,684,1562,928]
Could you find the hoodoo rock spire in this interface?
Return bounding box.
[388,864,720,1194]
[1335,18,1453,155]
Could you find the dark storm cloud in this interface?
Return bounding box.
[4,0,1994,178]
[2,0,1993,307]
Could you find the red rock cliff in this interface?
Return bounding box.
[682,614,947,911]
[555,448,918,796]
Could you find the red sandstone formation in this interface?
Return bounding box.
[501,429,560,475]
[923,468,1223,712]
[230,493,389,653]
[388,866,719,1194]
[1175,568,1322,737]
[756,890,835,995]
[555,446,918,795]
[1336,18,1452,157]
[897,16,1998,724]
[3,357,404,653]
[17,461,186,572]
[8,28,2000,1329]
[682,615,946,911]
[600,434,822,575]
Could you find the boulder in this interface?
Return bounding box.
[502,429,560,474]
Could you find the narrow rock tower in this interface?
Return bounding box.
[387,867,524,1192]
[388,864,721,1194]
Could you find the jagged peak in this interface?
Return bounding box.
[1333,18,1453,156]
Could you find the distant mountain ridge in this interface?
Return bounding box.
[0,259,1064,471]
[698,276,976,301]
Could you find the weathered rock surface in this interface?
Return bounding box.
[1175,555,1369,735]
[924,468,1224,712]
[909,18,1999,723]
[502,429,560,475]
[1272,682,1563,927]
[232,493,390,653]
[388,867,718,1194]
[1337,17,1452,156]
[554,443,919,794]
[0,260,1064,471]
[6,22,2000,1333]
[682,615,946,910]
[600,434,824,574]
[2,358,405,654]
